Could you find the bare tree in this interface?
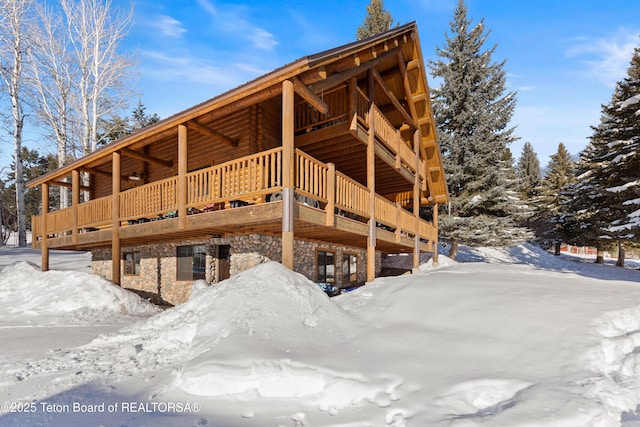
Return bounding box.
[61,0,135,156]
[27,3,75,208]
[0,0,33,247]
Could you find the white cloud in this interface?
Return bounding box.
[141,50,268,89]
[566,28,640,87]
[195,0,277,51]
[147,15,187,38]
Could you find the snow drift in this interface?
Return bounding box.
[115,261,395,412]
[2,245,640,426]
[0,261,157,319]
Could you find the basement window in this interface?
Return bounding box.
[123,252,141,276]
[316,250,336,283]
[177,244,206,281]
[342,253,358,285]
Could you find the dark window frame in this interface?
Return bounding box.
[123,251,141,276]
[342,252,358,285]
[177,244,207,281]
[316,249,336,283]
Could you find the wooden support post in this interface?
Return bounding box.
[367,70,375,109]
[433,203,439,266]
[367,104,376,282]
[348,77,358,118]
[41,182,49,271]
[112,151,121,285]
[395,202,402,243]
[178,124,188,230]
[282,80,295,270]
[326,163,336,226]
[413,131,421,272]
[72,170,79,244]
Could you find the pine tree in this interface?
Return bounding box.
[428,0,528,259]
[516,142,541,199]
[534,143,575,252]
[563,45,640,265]
[356,0,395,40]
[98,101,161,146]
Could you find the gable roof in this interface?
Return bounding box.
[28,22,448,203]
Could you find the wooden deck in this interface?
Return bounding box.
[32,201,430,253]
[32,146,435,254]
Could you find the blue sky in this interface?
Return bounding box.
[114,0,640,167]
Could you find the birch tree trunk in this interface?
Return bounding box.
[60,0,134,156]
[28,3,73,209]
[0,0,32,247]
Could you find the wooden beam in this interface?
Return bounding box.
[398,51,419,123]
[79,166,111,179]
[433,203,439,265]
[72,170,79,244]
[188,120,238,147]
[367,104,376,282]
[112,151,121,285]
[372,68,417,129]
[51,180,91,192]
[121,147,172,168]
[413,131,421,271]
[41,182,49,271]
[282,80,295,270]
[309,48,400,94]
[178,124,188,229]
[298,67,327,85]
[291,77,329,114]
[326,163,336,226]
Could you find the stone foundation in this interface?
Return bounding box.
[92,234,382,305]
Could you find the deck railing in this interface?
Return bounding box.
[295,86,349,133]
[187,147,282,207]
[46,208,73,235]
[78,196,112,228]
[120,176,177,220]
[33,148,435,249]
[295,149,328,202]
[368,104,425,178]
[335,173,370,218]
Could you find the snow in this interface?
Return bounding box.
[1,244,640,426]
[0,262,158,321]
[620,94,640,109]
[607,180,639,193]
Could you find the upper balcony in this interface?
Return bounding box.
[32,146,436,254]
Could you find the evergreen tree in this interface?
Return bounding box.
[2,147,57,235]
[428,0,528,259]
[563,45,640,265]
[592,45,639,265]
[131,100,160,130]
[356,0,395,40]
[534,143,575,251]
[98,101,161,146]
[516,142,541,199]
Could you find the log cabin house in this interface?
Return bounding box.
[27,22,449,304]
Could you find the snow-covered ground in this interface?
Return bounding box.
[0,244,640,426]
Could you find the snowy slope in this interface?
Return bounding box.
[0,244,639,426]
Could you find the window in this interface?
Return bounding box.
[316,250,336,283]
[124,252,141,276]
[342,253,358,285]
[177,244,207,281]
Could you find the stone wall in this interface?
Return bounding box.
[91,234,381,305]
[92,238,209,305]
